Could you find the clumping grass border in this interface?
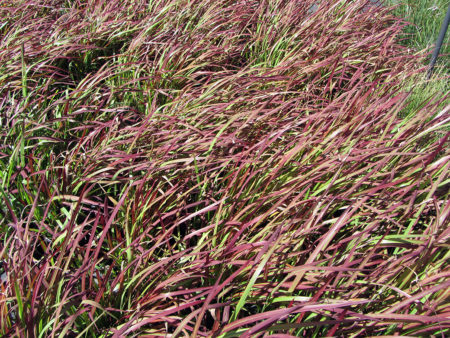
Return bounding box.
[384,0,449,65]
[0,0,449,337]
[384,0,449,116]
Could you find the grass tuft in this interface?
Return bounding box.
[0,0,449,336]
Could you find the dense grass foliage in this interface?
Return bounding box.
[386,0,449,69]
[0,0,449,336]
[384,0,449,130]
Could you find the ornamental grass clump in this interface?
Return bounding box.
[0,0,448,336]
